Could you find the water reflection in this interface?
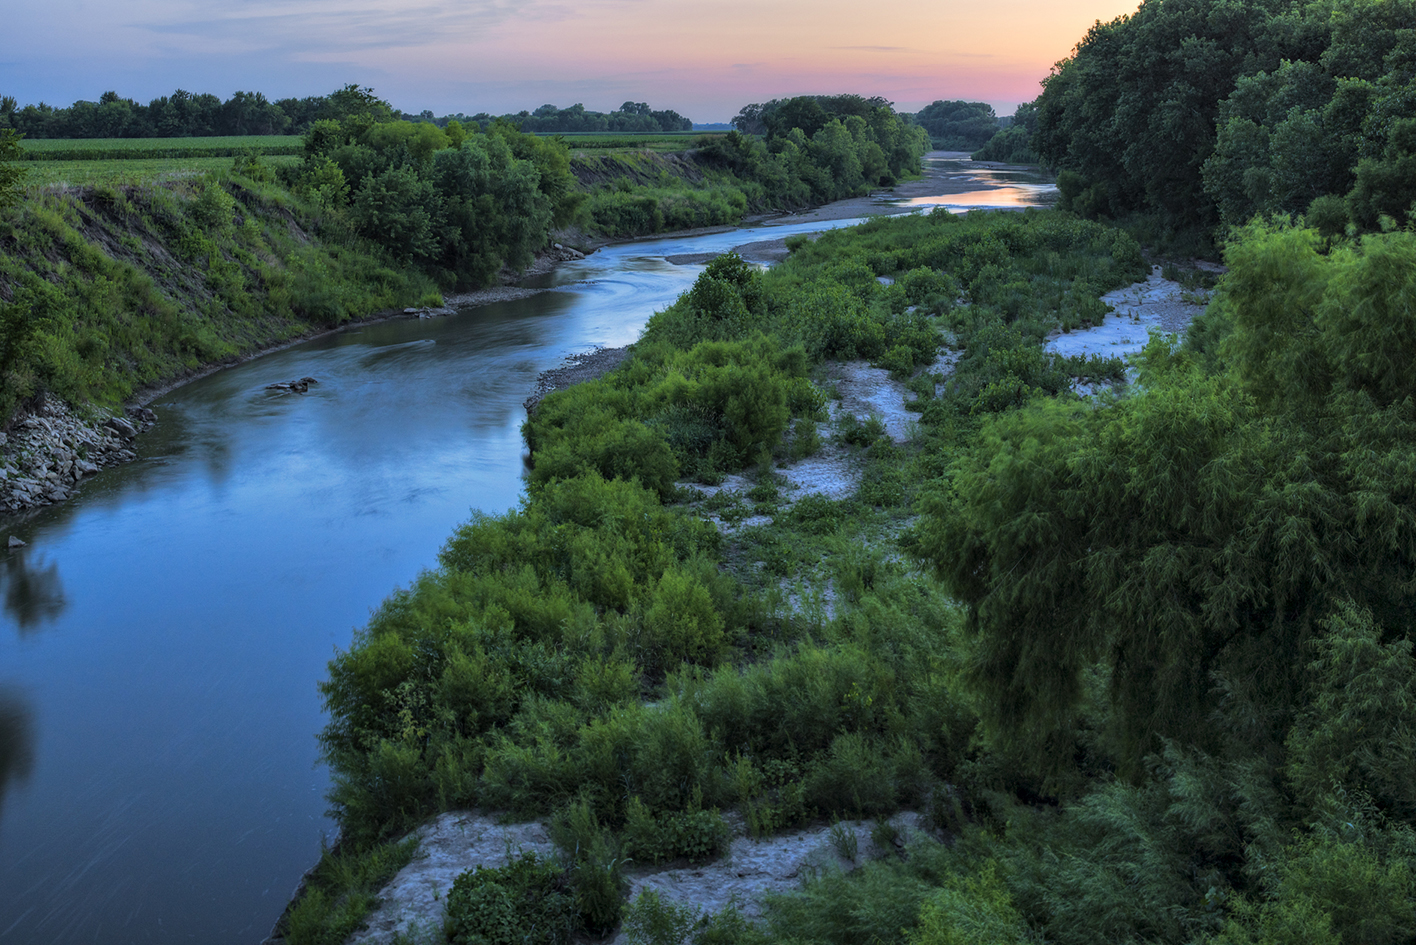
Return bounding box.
[0,689,35,824]
[880,156,1057,213]
[898,184,1058,210]
[2,547,67,633]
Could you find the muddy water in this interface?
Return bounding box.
[0,161,1053,944]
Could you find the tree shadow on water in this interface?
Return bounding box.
[1,547,67,634]
[0,689,34,825]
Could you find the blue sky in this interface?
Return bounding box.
[2,0,1138,121]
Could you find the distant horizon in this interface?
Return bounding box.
[2,87,1037,126]
[4,0,1139,127]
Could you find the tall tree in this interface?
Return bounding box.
[919,222,1416,773]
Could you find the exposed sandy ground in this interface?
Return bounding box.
[665,237,794,267]
[683,351,957,534]
[1045,264,1207,361]
[346,816,557,945]
[346,811,928,945]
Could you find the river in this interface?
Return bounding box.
[0,156,1053,944]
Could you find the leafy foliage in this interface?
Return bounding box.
[1034,0,1416,235]
[445,854,576,945]
[910,101,1000,151]
[0,129,29,207]
[920,221,1416,773]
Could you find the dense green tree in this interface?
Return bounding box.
[919,222,1416,772]
[299,107,559,286]
[911,100,999,150]
[1035,0,1328,225]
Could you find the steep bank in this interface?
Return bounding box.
[0,174,447,515]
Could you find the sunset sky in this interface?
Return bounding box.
[4,0,1139,121]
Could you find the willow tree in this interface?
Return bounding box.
[919,222,1416,773]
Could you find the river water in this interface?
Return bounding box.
[0,157,1052,944]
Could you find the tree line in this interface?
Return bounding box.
[0,86,695,139]
[423,101,694,134]
[285,91,926,276]
[0,85,374,139]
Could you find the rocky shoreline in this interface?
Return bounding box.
[1,158,992,522]
[0,395,154,515]
[523,345,632,416]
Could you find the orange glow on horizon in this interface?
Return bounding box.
[9,0,1143,121]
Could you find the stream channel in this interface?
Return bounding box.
[0,156,1054,944]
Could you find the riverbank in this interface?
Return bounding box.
[1,154,1017,521]
[0,396,154,516]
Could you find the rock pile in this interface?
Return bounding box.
[0,395,154,513]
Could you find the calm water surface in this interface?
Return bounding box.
[0,161,1051,944]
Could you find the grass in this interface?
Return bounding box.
[551,132,728,152]
[0,172,437,423]
[17,135,304,160]
[19,155,300,188]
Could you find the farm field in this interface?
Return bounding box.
[548,131,727,151]
[17,135,304,161]
[21,154,300,187]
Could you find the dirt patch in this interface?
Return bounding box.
[613,813,928,935]
[821,362,920,443]
[346,815,557,945]
[570,151,707,189]
[681,350,957,532]
[1045,265,1210,362]
[524,346,632,415]
[442,286,546,307]
[666,237,796,268]
[342,811,930,945]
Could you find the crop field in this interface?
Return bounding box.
[20,155,300,188]
[549,132,728,152]
[17,135,304,161]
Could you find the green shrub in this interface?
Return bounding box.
[281,837,419,945]
[191,178,237,230]
[622,890,702,945]
[640,568,727,673]
[445,854,576,945]
[550,798,627,934]
[804,732,900,817]
[623,796,732,864]
[908,862,1033,945]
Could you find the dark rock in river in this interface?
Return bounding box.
[265,377,319,394]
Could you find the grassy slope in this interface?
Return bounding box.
[16,136,305,163]
[19,155,300,188]
[0,169,437,425]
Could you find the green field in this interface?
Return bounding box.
[17,135,304,161]
[20,154,300,187]
[548,132,728,152]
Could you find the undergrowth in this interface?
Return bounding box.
[304,208,1164,943]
